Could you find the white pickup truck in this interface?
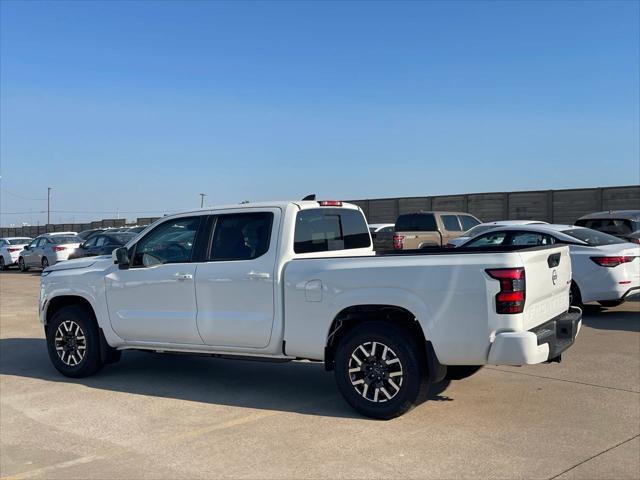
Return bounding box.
[40,200,581,419]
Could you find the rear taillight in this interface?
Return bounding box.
[53,246,67,252]
[486,267,526,314]
[7,248,21,252]
[393,235,404,250]
[318,200,343,207]
[590,256,636,268]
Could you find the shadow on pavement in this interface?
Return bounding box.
[582,300,640,333]
[0,337,451,419]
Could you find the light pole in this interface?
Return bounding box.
[47,187,51,230]
[199,193,207,208]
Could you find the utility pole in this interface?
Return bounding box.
[199,193,207,208]
[47,187,51,231]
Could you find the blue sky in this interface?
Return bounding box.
[1,0,639,225]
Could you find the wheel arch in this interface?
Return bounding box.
[44,295,97,327]
[44,294,116,363]
[323,304,444,381]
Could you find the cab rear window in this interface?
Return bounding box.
[575,218,635,235]
[395,213,437,232]
[294,208,370,254]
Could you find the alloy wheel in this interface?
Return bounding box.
[54,320,87,366]
[348,341,404,403]
[42,257,49,269]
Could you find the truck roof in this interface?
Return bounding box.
[161,200,362,219]
[398,211,474,216]
[577,210,640,221]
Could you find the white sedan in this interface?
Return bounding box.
[458,224,640,307]
[447,220,548,247]
[0,237,32,270]
[19,233,81,271]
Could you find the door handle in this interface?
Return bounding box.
[174,273,193,281]
[246,271,270,280]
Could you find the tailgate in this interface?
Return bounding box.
[518,246,571,330]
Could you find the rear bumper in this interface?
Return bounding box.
[488,308,582,365]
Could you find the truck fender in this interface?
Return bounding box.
[328,287,434,341]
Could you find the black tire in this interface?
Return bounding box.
[334,321,428,420]
[570,281,583,308]
[446,365,483,380]
[598,300,623,308]
[18,257,28,272]
[0,256,6,271]
[42,257,49,269]
[46,305,104,378]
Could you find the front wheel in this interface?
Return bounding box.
[18,257,28,272]
[46,305,104,378]
[334,321,427,420]
[0,256,6,271]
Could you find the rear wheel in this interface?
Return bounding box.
[334,321,427,420]
[598,300,623,308]
[0,256,6,271]
[46,305,104,378]
[570,281,583,308]
[42,257,49,269]
[18,257,28,272]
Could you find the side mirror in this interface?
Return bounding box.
[114,247,130,269]
[23,245,30,250]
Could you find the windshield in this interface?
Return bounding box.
[50,236,79,244]
[562,229,625,246]
[108,233,135,244]
[8,238,31,245]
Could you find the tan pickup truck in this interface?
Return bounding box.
[393,211,481,249]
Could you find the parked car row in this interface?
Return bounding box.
[0,225,148,271]
[369,209,640,308]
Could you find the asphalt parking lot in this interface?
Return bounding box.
[1,270,638,480]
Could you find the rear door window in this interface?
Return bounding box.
[441,215,462,231]
[210,212,273,261]
[294,208,370,253]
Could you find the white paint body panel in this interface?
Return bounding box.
[283,247,571,365]
[569,243,640,303]
[40,201,574,367]
[0,238,31,265]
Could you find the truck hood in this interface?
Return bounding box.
[45,256,112,272]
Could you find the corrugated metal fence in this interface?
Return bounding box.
[349,185,640,224]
